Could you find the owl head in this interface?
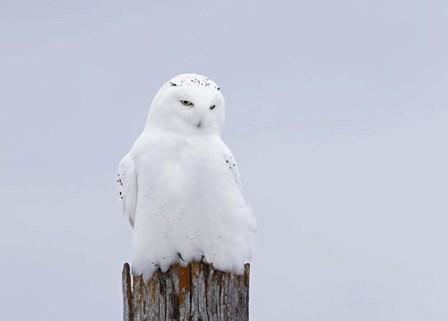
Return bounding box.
[146,74,225,136]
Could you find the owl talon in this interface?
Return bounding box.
[178,253,186,262]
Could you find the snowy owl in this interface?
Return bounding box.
[117,73,256,280]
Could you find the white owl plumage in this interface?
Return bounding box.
[117,74,256,280]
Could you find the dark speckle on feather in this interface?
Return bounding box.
[164,74,220,91]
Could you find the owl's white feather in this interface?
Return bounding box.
[117,154,137,227]
[117,74,256,280]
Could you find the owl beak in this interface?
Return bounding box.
[196,120,202,128]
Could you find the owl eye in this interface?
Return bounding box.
[180,100,193,107]
[210,105,216,110]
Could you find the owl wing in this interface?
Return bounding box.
[222,145,242,189]
[116,154,138,228]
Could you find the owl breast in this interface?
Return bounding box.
[131,130,248,277]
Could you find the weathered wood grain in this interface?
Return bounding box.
[133,274,143,321]
[190,261,208,321]
[122,262,250,321]
[122,263,133,321]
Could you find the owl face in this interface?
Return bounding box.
[146,74,225,136]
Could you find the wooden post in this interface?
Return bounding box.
[122,261,250,321]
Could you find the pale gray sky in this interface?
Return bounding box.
[1,1,448,320]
